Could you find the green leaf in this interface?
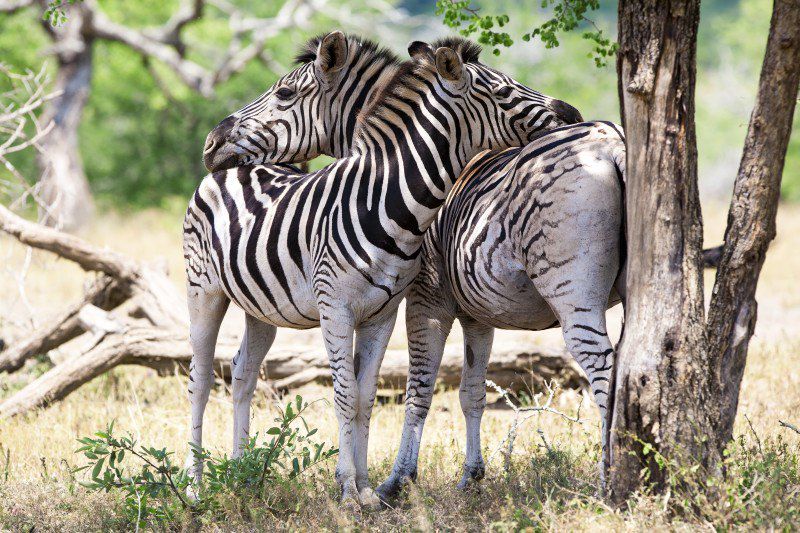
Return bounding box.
[92,457,105,480]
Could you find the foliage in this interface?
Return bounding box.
[43,0,83,26]
[0,0,343,208]
[436,1,512,55]
[73,395,337,528]
[0,0,798,207]
[435,0,617,65]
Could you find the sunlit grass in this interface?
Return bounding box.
[1,203,799,530]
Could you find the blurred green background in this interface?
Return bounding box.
[1,0,798,211]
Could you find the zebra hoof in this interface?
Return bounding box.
[340,478,362,513]
[456,463,485,492]
[359,487,382,511]
[375,474,408,503]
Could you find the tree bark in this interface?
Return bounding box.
[610,0,718,501]
[37,3,95,230]
[706,0,800,448]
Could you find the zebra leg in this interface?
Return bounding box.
[542,294,614,492]
[352,310,398,510]
[561,309,613,491]
[456,317,494,490]
[231,314,277,457]
[376,288,454,501]
[185,288,229,497]
[318,307,362,507]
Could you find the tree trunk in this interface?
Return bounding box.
[706,0,800,449]
[37,4,95,230]
[610,0,718,501]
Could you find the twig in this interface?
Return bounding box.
[779,420,800,435]
[486,379,583,471]
[744,414,764,459]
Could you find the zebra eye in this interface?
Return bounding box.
[275,87,295,100]
[493,85,514,98]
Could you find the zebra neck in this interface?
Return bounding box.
[356,126,471,240]
[327,59,402,159]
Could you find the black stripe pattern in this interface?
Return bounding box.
[182,34,577,506]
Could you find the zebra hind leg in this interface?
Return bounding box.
[556,306,614,493]
[184,288,229,499]
[376,293,454,502]
[456,317,494,491]
[231,314,277,458]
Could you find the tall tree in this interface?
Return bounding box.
[0,0,325,229]
[610,0,800,500]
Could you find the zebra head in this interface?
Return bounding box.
[405,37,583,152]
[203,32,401,172]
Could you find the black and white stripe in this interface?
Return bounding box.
[182,33,579,507]
[378,121,627,498]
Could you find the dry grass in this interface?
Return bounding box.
[1,202,799,531]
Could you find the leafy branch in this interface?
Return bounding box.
[436,0,618,66]
[42,0,83,26]
[73,395,337,528]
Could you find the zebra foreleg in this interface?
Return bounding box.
[231,315,277,457]
[456,317,494,491]
[184,288,229,498]
[352,310,398,510]
[376,297,454,502]
[318,306,362,508]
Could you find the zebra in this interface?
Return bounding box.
[183,33,582,508]
[376,121,627,500]
[203,32,402,171]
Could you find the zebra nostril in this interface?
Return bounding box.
[204,136,217,153]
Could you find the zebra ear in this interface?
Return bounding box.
[434,46,463,82]
[316,31,347,75]
[408,41,434,62]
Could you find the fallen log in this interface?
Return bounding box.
[0,276,129,373]
[0,204,187,373]
[0,317,584,418]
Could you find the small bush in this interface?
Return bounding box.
[73,395,337,529]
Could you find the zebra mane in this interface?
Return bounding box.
[294,33,401,67]
[354,36,483,141]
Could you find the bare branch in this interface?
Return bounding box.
[145,0,205,50]
[0,0,33,13]
[0,203,139,280]
[486,379,583,472]
[88,4,211,94]
[780,420,800,436]
[85,0,322,96]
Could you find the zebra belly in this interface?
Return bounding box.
[447,225,557,331]
[219,259,416,329]
[221,278,321,329]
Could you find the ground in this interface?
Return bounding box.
[0,202,799,531]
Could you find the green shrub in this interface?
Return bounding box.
[73,395,337,529]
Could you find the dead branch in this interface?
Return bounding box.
[0,276,129,373]
[0,203,138,279]
[0,325,586,418]
[779,420,800,436]
[486,379,584,473]
[0,209,585,418]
